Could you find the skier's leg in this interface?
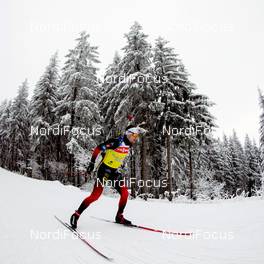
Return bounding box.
[75,164,106,215]
[70,166,105,229]
[70,181,103,229]
[113,173,131,224]
[116,185,129,215]
[77,181,103,214]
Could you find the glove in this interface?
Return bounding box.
[87,162,95,174]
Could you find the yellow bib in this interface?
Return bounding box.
[102,142,130,169]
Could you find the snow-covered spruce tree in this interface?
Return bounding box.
[102,22,155,196]
[216,134,234,195]
[30,52,59,180]
[184,91,215,199]
[100,52,122,137]
[151,37,193,200]
[150,37,216,200]
[195,167,226,200]
[258,88,264,194]
[244,135,262,196]
[160,78,216,200]
[152,39,215,199]
[211,139,229,197]
[252,139,262,191]
[8,80,30,173]
[205,136,231,196]
[194,134,245,199]
[0,100,7,116]
[211,134,238,196]
[0,100,12,168]
[55,31,102,186]
[228,131,248,195]
[103,22,153,130]
[210,133,261,197]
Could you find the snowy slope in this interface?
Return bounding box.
[1,167,264,264]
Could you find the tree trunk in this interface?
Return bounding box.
[141,137,148,195]
[130,148,136,198]
[68,86,78,185]
[188,142,194,199]
[166,133,173,201]
[56,134,61,162]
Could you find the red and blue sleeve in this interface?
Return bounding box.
[90,138,118,163]
[90,146,101,163]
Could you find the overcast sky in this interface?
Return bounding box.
[1,0,264,143]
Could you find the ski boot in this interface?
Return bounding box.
[115,213,132,225]
[70,211,80,229]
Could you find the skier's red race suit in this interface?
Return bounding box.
[76,135,132,216]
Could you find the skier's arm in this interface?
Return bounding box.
[87,137,120,173]
[90,146,102,163]
[90,137,118,163]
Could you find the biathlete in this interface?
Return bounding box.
[70,126,146,229]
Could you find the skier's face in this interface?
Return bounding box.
[127,133,139,144]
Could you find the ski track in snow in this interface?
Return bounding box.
[0,167,264,264]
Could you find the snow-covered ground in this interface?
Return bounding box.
[1,167,264,264]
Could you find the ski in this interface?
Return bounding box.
[91,216,193,236]
[54,215,113,261]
